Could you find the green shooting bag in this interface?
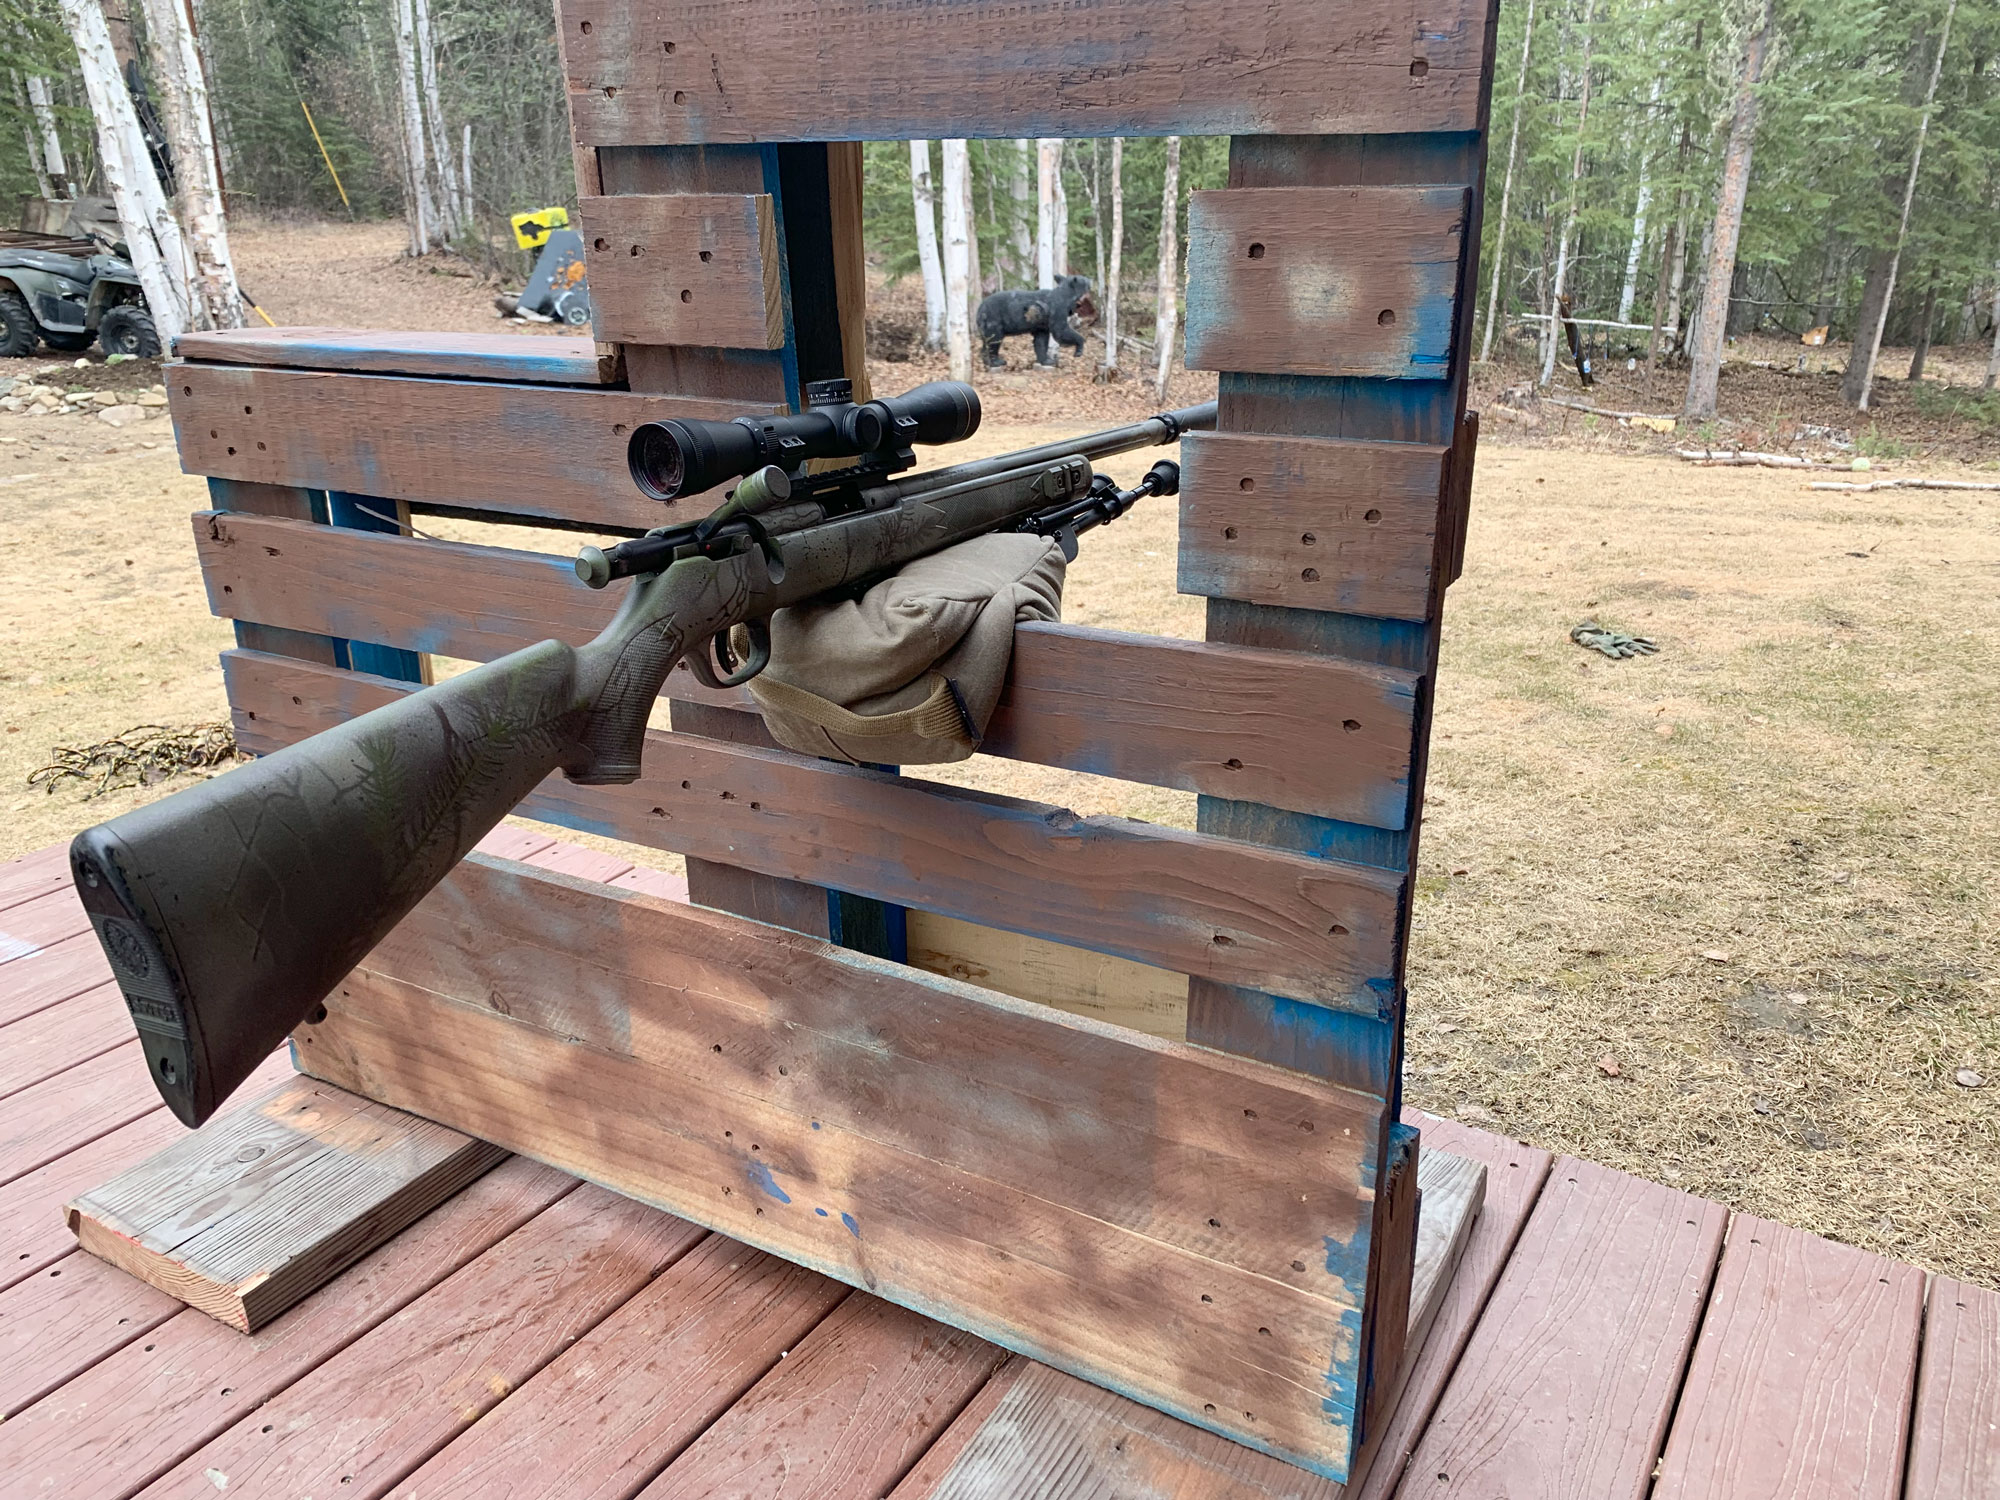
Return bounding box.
[745,532,1065,765]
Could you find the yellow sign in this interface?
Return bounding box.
[510,206,570,250]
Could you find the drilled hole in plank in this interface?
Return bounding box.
[603,86,617,98]
[680,289,693,303]
[1411,58,1430,78]
[1223,525,1239,539]
[594,237,607,251]
[579,19,590,32]
[1246,243,1264,260]
[1365,507,1382,523]
[629,244,644,257]
[1244,1108,1257,1118]
[1377,309,1397,326]
[699,250,713,263]
[1223,758,1241,770]
[673,90,687,104]
[664,40,676,53]
[1329,924,1349,936]
[1238,476,1254,491]
[1291,1259,1305,1272]
[1301,532,1316,545]
[1301,567,1319,581]
[1342,719,1360,733]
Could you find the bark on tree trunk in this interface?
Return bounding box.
[26,75,69,193]
[1647,119,1693,378]
[59,0,191,341]
[941,138,973,381]
[137,0,244,330]
[461,122,473,230]
[961,143,984,301]
[1009,140,1033,284]
[1035,138,1059,288]
[1479,0,1537,364]
[1053,143,1069,278]
[413,0,458,241]
[1540,0,1597,388]
[1683,0,1776,420]
[1618,73,1663,322]
[1104,137,1123,377]
[1087,139,1104,298]
[1153,135,1181,404]
[11,74,56,200]
[1985,276,2000,390]
[392,0,434,256]
[1851,0,1956,411]
[909,140,946,349]
[1906,274,1938,379]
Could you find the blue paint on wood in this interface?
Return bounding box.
[746,1158,791,1204]
[815,1206,828,1216]
[324,493,427,683]
[841,1211,860,1238]
[1321,1303,1366,1424]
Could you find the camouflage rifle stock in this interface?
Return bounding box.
[70,380,1215,1126]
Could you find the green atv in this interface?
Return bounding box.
[0,230,160,360]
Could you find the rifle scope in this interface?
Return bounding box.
[628,380,981,501]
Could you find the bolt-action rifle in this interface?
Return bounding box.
[68,379,1215,1127]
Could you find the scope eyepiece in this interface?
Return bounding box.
[626,380,981,501]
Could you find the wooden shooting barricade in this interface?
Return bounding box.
[61,1,1508,1486]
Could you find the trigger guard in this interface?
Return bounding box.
[687,620,771,690]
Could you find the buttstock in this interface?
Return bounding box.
[70,639,589,1126]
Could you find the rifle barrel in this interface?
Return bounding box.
[884,401,1215,501]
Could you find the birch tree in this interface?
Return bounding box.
[909,139,946,349]
[961,142,984,301]
[413,0,459,241]
[25,75,69,195]
[1986,272,1999,391]
[1153,134,1181,403]
[1008,139,1033,285]
[11,75,55,199]
[392,0,435,254]
[1053,143,1069,277]
[1036,138,1060,287]
[1618,74,1663,322]
[1850,0,1956,412]
[58,0,190,341]
[940,138,973,380]
[1103,136,1124,377]
[1684,0,1777,419]
[1479,0,1536,362]
[1540,0,1597,387]
[137,0,245,329]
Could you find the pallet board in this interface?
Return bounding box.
[173,328,616,385]
[289,852,1396,1477]
[195,511,1423,829]
[559,0,1495,142]
[67,1075,508,1331]
[223,650,1408,1009]
[577,193,784,348]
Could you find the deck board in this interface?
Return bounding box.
[0,1155,575,1498]
[1905,1277,2000,1500]
[0,844,69,912]
[0,887,92,967]
[0,980,132,1099]
[1652,1214,1926,1500]
[134,1185,699,1500]
[0,837,1979,1499]
[1397,1158,1728,1500]
[642,1294,1007,1499]
[402,1237,847,1499]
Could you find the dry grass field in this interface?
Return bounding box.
[1,216,1994,1286]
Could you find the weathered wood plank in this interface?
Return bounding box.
[1183,188,1468,380]
[173,328,614,385]
[400,1236,845,1500]
[904,910,1188,1041]
[0,932,111,1026]
[1650,1214,1925,1500]
[579,193,784,348]
[226,651,1402,1007]
[895,1145,1489,1500]
[642,1294,1006,1499]
[0,843,68,913]
[1400,1158,1727,1500]
[1177,431,1446,621]
[520,840,636,885]
[0,1154,572,1498]
[560,0,1492,142]
[136,1185,700,1500]
[167,362,776,530]
[0,981,133,1101]
[296,854,1393,1479]
[68,1075,508,1331]
[1342,1114,1551,1500]
[0,1251,184,1418]
[1905,1277,2000,1500]
[0,1049,293,1298]
[0,887,91,965]
[198,512,1421,828]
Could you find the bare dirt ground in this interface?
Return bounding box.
[3,221,1995,1286]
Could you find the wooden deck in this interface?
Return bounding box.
[1,837,1993,1499]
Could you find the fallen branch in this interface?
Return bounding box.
[1546,396,1679,422]
[1674,448,1849,470]
[1809,477,2000,493]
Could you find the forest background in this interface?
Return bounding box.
[4,0,2000,413]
